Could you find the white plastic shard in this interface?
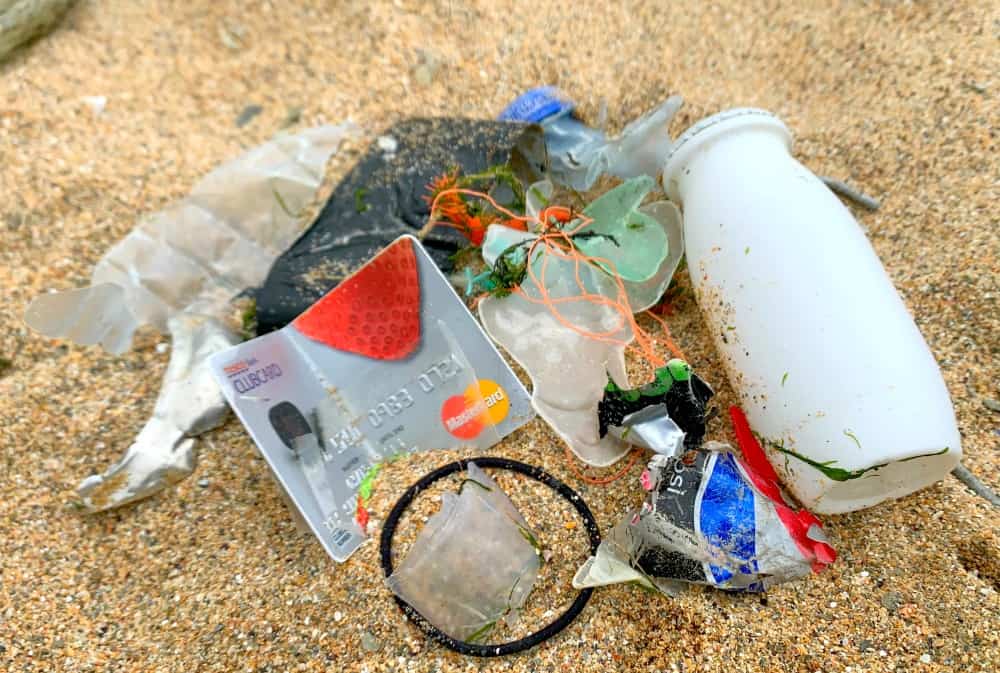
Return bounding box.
[481,225,537,265]
[77,314,239,511]
[607,404,686,455]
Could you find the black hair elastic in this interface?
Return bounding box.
[379,457,601,657]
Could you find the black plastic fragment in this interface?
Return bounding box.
[597,362,715,450]
[255,118,546,333]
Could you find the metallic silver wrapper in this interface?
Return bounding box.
[78,315,238,511]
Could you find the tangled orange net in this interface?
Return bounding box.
[422,173,527,245]
[428,186,688,484]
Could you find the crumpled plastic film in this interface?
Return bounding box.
[25,124,354,352]
[25,125,353,511]
[573,443,836,594]
[386,463,541,641]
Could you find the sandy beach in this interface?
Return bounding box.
[1,1,997,671]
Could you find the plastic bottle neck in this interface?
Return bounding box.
[662,109,791,204]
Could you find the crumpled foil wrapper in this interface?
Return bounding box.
[574,442,836,593]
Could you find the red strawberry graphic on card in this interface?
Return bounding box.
[293,238,421,360]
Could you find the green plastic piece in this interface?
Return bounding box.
[576,176,669,283]
[666,359,691,382]
[604,358,691,397]
[358,463,382,501]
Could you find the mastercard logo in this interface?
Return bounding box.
[440,379,510,440]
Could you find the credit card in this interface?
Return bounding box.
[210,236,534,562]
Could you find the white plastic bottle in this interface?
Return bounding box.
[661,108,962,514]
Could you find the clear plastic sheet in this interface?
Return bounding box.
[25,124,354,353]
[24,125,354,511]
[387,463,541,641]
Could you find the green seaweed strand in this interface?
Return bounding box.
[773,445,949,482]
[465,620,496,644]
[460,478,493,493]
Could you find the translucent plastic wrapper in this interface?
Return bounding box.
[387,463,541,641]
[499,87,683,192]
[23,125,353,511]
[25,124,355,353]
[573,441,837,594]
[477,178,685,467]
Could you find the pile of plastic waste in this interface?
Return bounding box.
[24,85,972,655]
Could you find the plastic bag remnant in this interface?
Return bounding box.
[25,123,354,354]
[387,463,541,642]
[24,125,352,511]
[573,441,837,594]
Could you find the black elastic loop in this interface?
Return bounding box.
[379,457,601,657]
